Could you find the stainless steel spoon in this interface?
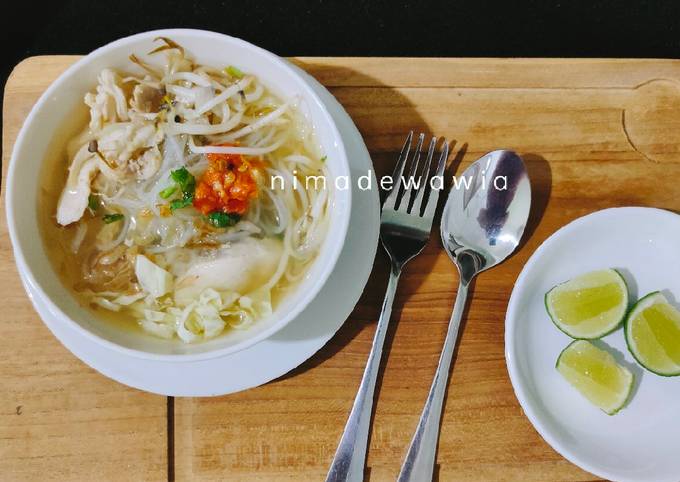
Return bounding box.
[397,150,532,482]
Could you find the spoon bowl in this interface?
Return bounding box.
[441,150,531,281]
[398,149,531,482]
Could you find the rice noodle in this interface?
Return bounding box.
[188,135,287,156]
[97,207,131,252]
[166,72,212,87]
[217,101,290,141]
[70,223,87,253]
[164,112,243,136]
[187,76,252,118]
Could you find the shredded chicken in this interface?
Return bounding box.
[57,145,99,225]
[97,121,163,167]
[84,69,129,131]
[129,146,162,180]
[58,75,166,225]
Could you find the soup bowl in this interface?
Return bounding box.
[6,29,352,361]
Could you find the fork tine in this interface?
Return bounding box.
[434,139,449,178]
[411,136,437,215]
[423,139,449,219]
[383,131,414,210]
[404,133,424,182]
[399,133,425,211]
[391,130,413,181]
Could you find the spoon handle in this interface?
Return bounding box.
[325,266,402,482]
[397,280,470,482]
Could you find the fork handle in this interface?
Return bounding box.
[397,279,470,482]
[325,265,402,482]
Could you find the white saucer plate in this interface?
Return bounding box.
[506,207,680,482]
[22,66,380,397]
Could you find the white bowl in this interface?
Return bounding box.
[506,207,680,482]
[6,29,351,361]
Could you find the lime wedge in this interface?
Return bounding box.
[556,340,634,415]
[625,292,680,376]
[545,269,629,339]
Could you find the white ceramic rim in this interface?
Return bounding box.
[5,29,352,362]
[504,206,679,482]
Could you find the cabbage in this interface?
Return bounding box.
[92,296,121,311]
[220,288,272,329]
[113,292,146,306]
[175,288,226,342]
[140,309,175,339]
[135,255,174,298]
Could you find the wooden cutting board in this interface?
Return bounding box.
[4,55,680,481]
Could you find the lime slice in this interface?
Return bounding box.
[556,340,634,415]
[545,269,629,339]
[625,292,680,376]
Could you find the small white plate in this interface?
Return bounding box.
[21,67,380,397]
[506,207,680,482]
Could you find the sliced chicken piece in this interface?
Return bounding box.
[56,145,98,226]
[174,237,282,303]
[98,121,163,166]
[84,69,129,132]
[129,145,162,180]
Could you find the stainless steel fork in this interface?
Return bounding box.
[325,132,449,482]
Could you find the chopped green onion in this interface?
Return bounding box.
[320,155,327,162]
[102,213,124,224]
[159,186,177,199]
[169,198,193,211]
[167,167,196,213]
[170,167,196,200]
[225,65,244,79]
[206,211,241,228]
[88,194,99,211]
[170,166,189,185]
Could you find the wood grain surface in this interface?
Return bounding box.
[1,56,169,482]
[5,55,680,481]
